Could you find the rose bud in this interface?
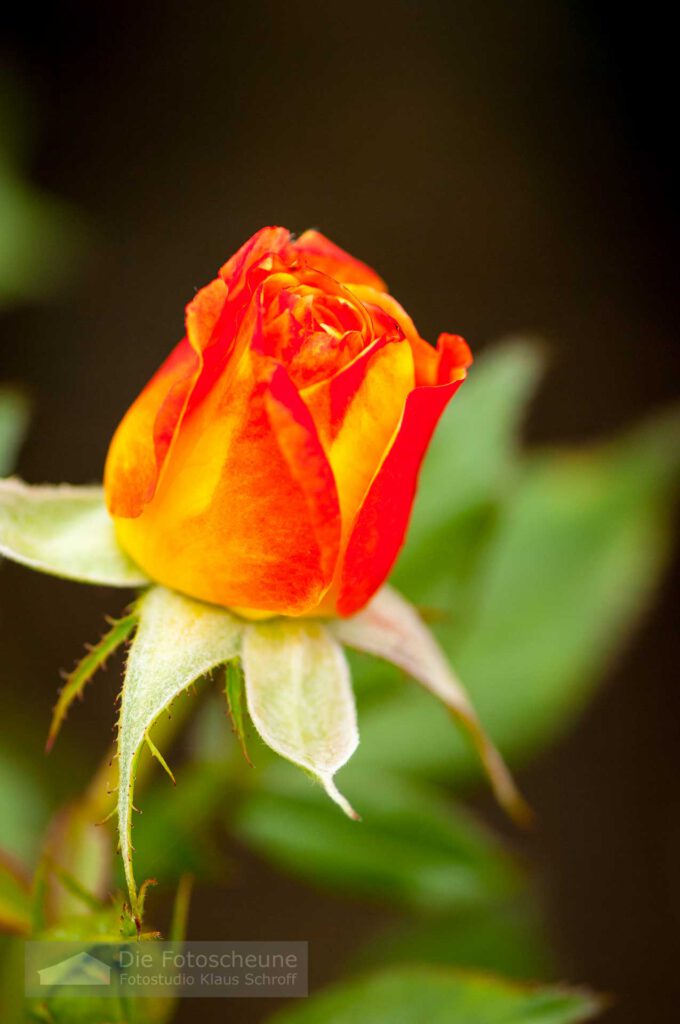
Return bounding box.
[104,227,471,618]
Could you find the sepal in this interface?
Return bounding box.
[242,619,360,819]
[331,586,530,824]
[47,611,138,752]
[116,586,242,910]
[0,478,149,586]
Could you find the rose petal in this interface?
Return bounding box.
[104,336,201,518]
[294,230,387,291]
[302,335,415,532]
[264,364,341,585]
[115,353,340,616]
[336,335,470,616]
[347,285,421,345]
[219,226,291,291]
[348,289,473,388]
[105,277,235,519]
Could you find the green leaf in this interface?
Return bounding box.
[117,586,242,910]
[0,479,149,586]
[0,388,29,476]
[234,766,520,911]
[455,409,680,759]
[359,410,680,779]
[268,966,602,1024]
[331,587,529,824]
[0,852,31,935]
[242,619,359,819]
[47,611,138,752]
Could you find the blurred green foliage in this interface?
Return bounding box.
[0,387,30,477]
[0,749,49,865]
[0,69,85,309]
[129,758,231,886]
[0,855,31,936]
[355,903,553,981]
[233,764,521,911]
[358,344,680,779]
[267,965,602,1024]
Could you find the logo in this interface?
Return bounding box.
[26,940,307,998]
[37,951,111,988]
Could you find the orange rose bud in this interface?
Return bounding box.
[104,227,472,618]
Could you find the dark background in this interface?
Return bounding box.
[2,3,679,1022]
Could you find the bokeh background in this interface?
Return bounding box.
[2,3,679,1022]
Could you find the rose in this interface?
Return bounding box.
[104,227,471,618]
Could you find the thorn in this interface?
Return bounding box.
[145,732,176,786]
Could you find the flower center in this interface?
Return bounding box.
[257,275,371,388]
